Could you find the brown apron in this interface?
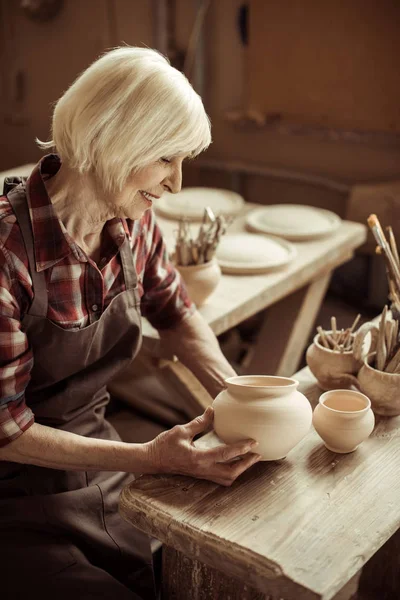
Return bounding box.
[0,185,156,600]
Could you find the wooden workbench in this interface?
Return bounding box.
[132,206,367,414]
[119,367,400,600]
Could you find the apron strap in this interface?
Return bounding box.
[119,233,138,291]
[7,185,49,317]
[8,185,138,313]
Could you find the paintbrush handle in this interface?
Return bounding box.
[376,306,388,370]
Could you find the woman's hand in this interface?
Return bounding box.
[144,407,262,486]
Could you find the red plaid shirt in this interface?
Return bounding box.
[0,154,194,447]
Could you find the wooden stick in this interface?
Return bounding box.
[393,319,399,348]
[344,333,354,351]
[336,328,345,345]
[390,321,398,360]
[349,313,361,334]
[385,320,395,364]
[331,316,337,341]
[385,344,400,373]
[376,305,388,371]
[317,326,330,349]
[340,328,352,349]
[325,332,341,351]
[368,215,400,290]
[387,226,400,268]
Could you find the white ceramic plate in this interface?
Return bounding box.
[154,187,245,221]
[216,232,297,274]
[245,204,341,241]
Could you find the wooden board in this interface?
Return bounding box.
[120,368,400,599]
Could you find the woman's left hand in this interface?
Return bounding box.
[143,407,261,486]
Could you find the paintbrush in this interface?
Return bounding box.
[368,214,400,290]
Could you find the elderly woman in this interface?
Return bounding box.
[0,47,261,599]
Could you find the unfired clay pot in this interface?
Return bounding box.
[358,352,400,416]
[176,258,221,307]
[306,332,362,390]
[313,389,375,453]
[212,375,312,461]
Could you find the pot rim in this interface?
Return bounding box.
[225,375,299,389]
[313,331,355,355]
[319,389,371,414]
[363,351,400,377]
[175,257,219,271]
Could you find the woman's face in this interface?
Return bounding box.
[111,154,187,221]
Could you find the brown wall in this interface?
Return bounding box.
[249,0,400,133]
[0,0,399,208]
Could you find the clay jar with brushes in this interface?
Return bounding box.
[306,315,363,390]
[356,306,400,416]
[358,353,400,416]
[173,208,227,306]
[176,258,221,307]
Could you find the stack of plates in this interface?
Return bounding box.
[216,232,297,274]
[154,187,245,221]
[246,204,341,241]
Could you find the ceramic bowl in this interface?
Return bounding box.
[313,389,375,453]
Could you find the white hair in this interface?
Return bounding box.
[38,46,211,192]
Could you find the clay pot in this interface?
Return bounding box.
[306,332,361,390]
[313,389,375,453]
[212,375,312,461]
[176,258,221,307]
[358,352,400,416]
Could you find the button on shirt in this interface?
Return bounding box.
[0,155,194,446]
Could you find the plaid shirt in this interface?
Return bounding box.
[0,154,194,447]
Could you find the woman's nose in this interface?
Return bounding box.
[163,163,182,194]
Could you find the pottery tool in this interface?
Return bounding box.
[173,208,230,266]
[317,326,330,349]
[326,332,341,351]
[331,317,337,340]
[342,313,362,350]
[376,305,388,371]
[385,344,400,374]
[368,214,400,290]
[317,315,363,353]
[387,226,400,268]
[385,319,395,360]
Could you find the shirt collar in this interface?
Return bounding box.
[26,154,128,272]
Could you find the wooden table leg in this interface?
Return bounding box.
[243,273,332,377]
[357,527,400,600]
[162,546,266,600]
[162,546,361,600]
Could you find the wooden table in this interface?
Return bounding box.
[119,367,400,600]
[136,205,366,411]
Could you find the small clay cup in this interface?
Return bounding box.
[176,258,221,307]
[357,352,400,416]
[306,332,361,391]
[313,389,375,453]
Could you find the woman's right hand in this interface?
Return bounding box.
[143,407,262,487]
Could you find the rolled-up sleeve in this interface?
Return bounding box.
[141,211,195,330]
[0,247,34,447]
